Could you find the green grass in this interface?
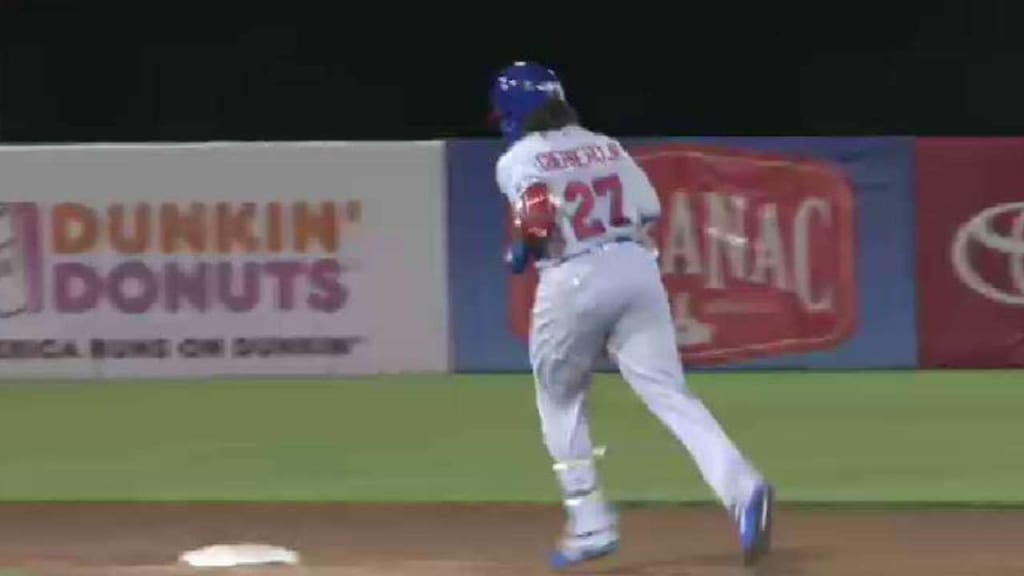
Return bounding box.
[0,370,1020,503]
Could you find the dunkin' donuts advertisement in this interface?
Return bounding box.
[0,142,451,377]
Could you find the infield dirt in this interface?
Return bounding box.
[0,503,1018,575]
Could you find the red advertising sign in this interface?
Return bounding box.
[508,143,858,366]
[916,138,1024,368]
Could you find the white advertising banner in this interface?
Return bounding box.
[0,142,450,377]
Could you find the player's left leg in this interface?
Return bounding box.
[531,365,617,554]
[529,265,618,569]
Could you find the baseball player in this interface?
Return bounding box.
[490,62,775,570]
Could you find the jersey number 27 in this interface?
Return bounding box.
[564,173,633,241]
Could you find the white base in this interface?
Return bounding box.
[179,543,301,568]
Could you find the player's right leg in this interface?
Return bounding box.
[604,244,773,563]
[529,265,618,569]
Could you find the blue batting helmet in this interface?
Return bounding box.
[491,61,567,144]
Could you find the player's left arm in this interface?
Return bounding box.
[496,156,555,274]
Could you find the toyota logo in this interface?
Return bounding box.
[951,201,1024,306]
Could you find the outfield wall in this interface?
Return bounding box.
[0,137,1021,377]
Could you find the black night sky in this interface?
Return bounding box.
[2,1,1022,142]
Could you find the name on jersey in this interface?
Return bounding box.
[534,142,624,172]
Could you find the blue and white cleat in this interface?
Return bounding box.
[739,483,775,565]
[548,530,619,570]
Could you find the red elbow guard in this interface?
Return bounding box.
[516,182,557,242]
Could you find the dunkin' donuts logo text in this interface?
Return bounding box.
[31,201,361,314]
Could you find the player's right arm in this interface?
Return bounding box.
[618,144,661,225]
[614,141,661,252]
